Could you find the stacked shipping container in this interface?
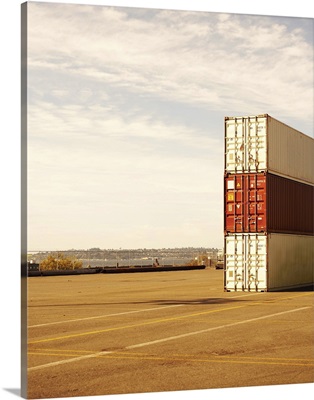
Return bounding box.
[223,114,314,292]
[224,173,313,235]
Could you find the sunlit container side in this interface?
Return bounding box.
[266,173,314,235]
[224,233,314,292]
[224,114,314,184]
[224,173,314,235]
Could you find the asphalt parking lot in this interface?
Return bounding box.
[27,268,314,399]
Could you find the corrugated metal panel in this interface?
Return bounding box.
[266,174,313,235]
[267,116,314,184]
[224,114,314,184]
[267,234,314,291]
[224,173,314,235]
[224,233,314,292]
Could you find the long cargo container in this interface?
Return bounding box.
[224,114,314,184]
[224,172,314,235]
[224,233,314,292]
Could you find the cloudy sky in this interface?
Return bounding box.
[26,1,313,251]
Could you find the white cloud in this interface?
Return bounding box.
[28,100,221,193]
[28,4,313,125]
[26,3,313,249]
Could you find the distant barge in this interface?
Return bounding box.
[27,264,206,277]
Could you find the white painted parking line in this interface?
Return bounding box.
[28,350,115,371]
[28,305,310,372]
[28,292,258,328]
[28,304,182,328]
[127,306,311,350]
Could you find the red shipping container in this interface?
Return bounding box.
[224,172,313,235]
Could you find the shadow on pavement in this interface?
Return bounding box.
[27,296,252,308]
[276,285,313,292]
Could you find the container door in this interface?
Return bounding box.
[246,234,267,292]
[246,174,267,232]
[225,116,267,173]
[246,117,267,173]
[224,234,246,291]
[225,234,267,292]
[225,175,245,233]
[225,118,245,173]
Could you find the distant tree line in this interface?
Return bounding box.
[40,253,83,270]
[34,247,219,260]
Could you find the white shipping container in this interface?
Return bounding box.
[224,114,314,184]
[224,233,314,292]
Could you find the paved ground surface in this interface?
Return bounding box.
[27,268,314,399]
